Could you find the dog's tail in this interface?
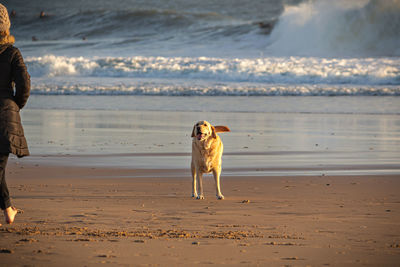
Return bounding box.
[214,126,230,133]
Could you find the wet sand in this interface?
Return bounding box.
[1,160,400,266]
[20,108,400,176]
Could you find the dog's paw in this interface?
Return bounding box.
[196,195,205,200]
[192,193,198,199]
[217,194,225,200]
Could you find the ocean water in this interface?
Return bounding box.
[2,0,400,97]
[3,0,400,175]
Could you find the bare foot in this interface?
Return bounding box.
[4,207,18,224]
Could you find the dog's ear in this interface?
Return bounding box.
[211,126,217,138]
[191,125,196,138]
[214,126,230,133]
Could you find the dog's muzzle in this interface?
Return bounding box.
[196,128,205,140]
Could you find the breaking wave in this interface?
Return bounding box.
[9,0,400,58]
[268,0,400,57]
[27,55,400,96]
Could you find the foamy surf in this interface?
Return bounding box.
[27,55,400,96]
[27,55,399,85]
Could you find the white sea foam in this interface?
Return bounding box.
[30,81,400,96]
[27,55,400,83]
[27,54,400,95]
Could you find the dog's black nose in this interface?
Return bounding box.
[196,127,201,133]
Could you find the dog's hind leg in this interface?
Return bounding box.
[191,162,198,198]
[213,167,224,200]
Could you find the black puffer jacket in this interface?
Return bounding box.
[0,44,30,157]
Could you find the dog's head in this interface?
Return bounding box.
[191,121,230,141]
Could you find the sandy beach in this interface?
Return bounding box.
[0,104,398,266]
[0,159,398,266]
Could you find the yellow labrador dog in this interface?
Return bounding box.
[191,121,230,200]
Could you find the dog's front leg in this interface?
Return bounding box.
[213,167,224,200]
[196,171,205,200]
[191,162,198,198]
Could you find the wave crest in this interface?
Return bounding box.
[268,0,400,57]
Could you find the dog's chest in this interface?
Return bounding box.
[193,141,215,173]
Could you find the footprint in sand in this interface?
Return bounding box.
[70,214,86,218]
[0,249,14,254]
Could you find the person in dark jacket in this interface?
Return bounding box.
[0,4,30,225]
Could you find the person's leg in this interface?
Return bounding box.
[0,154,17,224]
[0,154,11,210]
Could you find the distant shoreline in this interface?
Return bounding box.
[10,154,400,177]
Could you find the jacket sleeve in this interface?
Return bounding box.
[11,48,30,109]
